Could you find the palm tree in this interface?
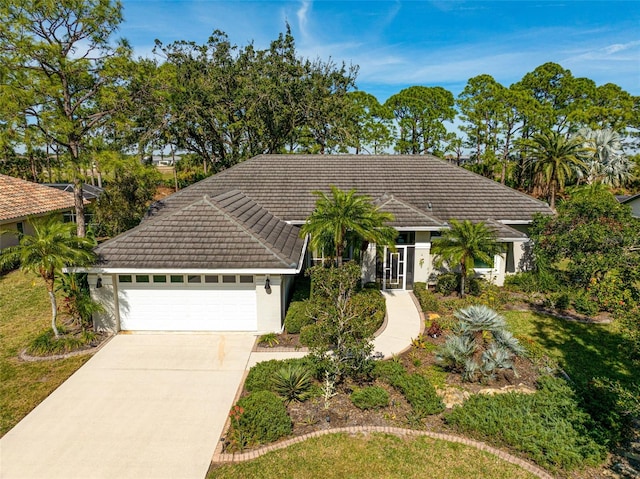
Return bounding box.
[431,219,504,297]
[577,127,633,187]
[300,186,397,266]
[528,130,588,209]
[0,217,96,337]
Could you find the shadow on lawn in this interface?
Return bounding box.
[525,312,635,387]
[523,311,639,446]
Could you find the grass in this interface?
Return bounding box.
[0,270,90,437]
[208,433,538,479]
[504,310,637,389]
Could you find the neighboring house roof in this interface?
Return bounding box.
[0,174,76,223]
[148,155,552,225]
[95,190,305,270]
[46,183,104,201]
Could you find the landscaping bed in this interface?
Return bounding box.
[221,275,639,478]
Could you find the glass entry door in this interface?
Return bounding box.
[383,246,407,290]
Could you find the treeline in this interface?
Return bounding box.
[1,1,639,234]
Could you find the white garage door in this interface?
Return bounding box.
[116,274,257,331]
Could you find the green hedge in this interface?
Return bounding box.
[284,300,314,334]
[245,358,311,393]
[374,360,443,417]
[445,376,606,471]
[413,283,440,313]
[350,386,389,410]
[229,391,292,448]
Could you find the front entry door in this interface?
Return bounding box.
[383,246,407,290]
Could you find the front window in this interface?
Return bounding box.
[474,258,494,269]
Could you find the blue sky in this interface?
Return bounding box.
[119,1,640,102]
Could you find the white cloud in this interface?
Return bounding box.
[297,0,311,39]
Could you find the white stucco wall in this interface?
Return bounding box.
[361,243,377,284]
[414,231,431,284]
[255,275,284,332]
[89,273,119,333]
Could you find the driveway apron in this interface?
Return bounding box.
[0,333,255,479]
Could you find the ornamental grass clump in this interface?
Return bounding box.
[436,305,525,382]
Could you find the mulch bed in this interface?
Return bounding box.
[231,299,633,478]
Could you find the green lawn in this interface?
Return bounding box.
[504,310,637,389]
[0,270,90,436]
[208,433,538,479]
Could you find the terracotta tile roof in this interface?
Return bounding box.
[0,174,76,223]
[96,190,305,270]
[149,155,552,226]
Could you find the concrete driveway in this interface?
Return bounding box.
[0,333,255,479]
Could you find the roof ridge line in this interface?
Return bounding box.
[96,196,215,250]
[376,194,445,225]
[203,194,296,268]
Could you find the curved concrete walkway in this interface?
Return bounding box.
[247,289,423,366]
[374,290,423,359]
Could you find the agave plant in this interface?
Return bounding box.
[436,305,524,382]
[272,363,313,404]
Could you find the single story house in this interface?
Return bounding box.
[0,174,77,250]
[86,155,552,334]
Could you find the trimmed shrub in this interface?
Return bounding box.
[228,391,292,449]
[373,358,406,382]
[435,273,458,296]
[413,283,440,313]
[290,276,311,302]
[503,270,559,293]
[348,288,386,335]
[445,376,607,471]
[299,323,321,348]
[581,377,640,446]
[397,373,444,417]
[284,300,314,334]
[573,291,598,317]
[245,358,310,393]
[373,360,443,416]
[350,386,389,410]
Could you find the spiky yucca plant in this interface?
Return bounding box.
[272,363,313,404]
[436,305,524,382]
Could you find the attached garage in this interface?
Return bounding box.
[116,274,257,331]
[87,190,307,334]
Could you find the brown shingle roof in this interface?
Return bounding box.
[149,155,552,225]
[96,190,305,270]
[0,174,76,223]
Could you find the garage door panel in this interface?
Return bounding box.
[117,284,257,331]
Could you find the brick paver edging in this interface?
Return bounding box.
[212,425,554,479]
